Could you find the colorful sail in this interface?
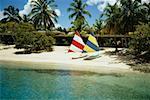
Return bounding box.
[83,32,99,53]
[68,31,85,52]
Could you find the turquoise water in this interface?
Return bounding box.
[0,63,150,100]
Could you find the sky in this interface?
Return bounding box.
[0,0,149,28]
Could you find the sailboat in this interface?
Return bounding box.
[68,31,88,59]
[68,31,100,60]
[83,32,100,60]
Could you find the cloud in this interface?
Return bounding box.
[55,23,62,28]
[0,10,5,20]
[86,0,117,12]
[87,0,150,12]
[19,0,61,27]
[142,0,150,4]
[19,0,32,17]
[86,0,101,5]
[55,9,61,16]
[19,0,61,17]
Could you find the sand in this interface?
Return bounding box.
[0,45,132,73]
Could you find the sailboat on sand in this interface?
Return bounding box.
[83,32,100,60]
[68,31,100,60]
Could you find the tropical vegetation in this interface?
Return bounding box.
[15,31,54,53]
[129,22,150,62]
[67,0,91,32]
[29,0,58,30]
[93,18,103,35]
[1,5,22,23]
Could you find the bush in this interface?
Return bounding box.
[0,22,35,34]
[0,22,35,44]
[129,23,150,62]
[15,32,55,53]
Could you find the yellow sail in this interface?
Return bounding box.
[83,33,99,53]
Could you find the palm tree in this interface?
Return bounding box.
[93,18,103,34]
[29,0,58,30]
[1,5,22,23]
[101,0,149,52]
[102,3,121,34]
[22,15,29,22]
[120,0,148,33]
[143,2,150,23]
[67,0,91,32]
[102,3,121,52]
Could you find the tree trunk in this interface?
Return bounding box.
[114,36,118,52]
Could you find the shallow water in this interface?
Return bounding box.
[0,63,150,100]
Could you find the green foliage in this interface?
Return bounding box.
[67,0,91,32]
[0,22,54,52]
[93,18,103,35]
[17,23,35,32]
[102,3,121,35]
[119,0,148,33]
[100,0,150,52]
[0,22,17,34]
[71,17,85,31]
[22,15,30,23]
[129,23,150,61]
[15,32,55,52]
[1,5,22,23]
[0,22,35,34]
[143,3,150,22]
[45,31,56,37]
[56,27,68,33]
[0,22,35,45]
[29,0,58,30]
[101,0,149,35]
[80,30,88,36]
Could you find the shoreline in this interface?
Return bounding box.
[0,46,133,73]
[0,60,134,74]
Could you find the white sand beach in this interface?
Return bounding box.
[0,45,132,73]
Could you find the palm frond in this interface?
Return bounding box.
[29,0,58,30]
[69,12,77,19]
[83,10,91,17]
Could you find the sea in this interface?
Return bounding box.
[0,62,150,100]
